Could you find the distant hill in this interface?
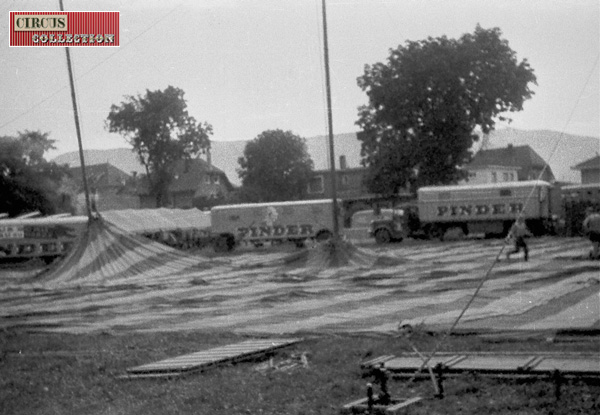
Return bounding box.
[53,129,598,185]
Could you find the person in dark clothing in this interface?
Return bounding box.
[583,207,600,259]
[506,217,532,261]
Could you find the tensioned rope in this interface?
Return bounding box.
[410,53,600,382]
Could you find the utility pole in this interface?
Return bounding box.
[59,0,93,219]
[321,0,340,239]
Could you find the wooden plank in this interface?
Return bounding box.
[118,372,186,380]
[360,355,395,368]
[378,355,463,372]
[531,357,600,375]
[444,355,468,367]
[450,355,537,373]
[126,338,302,376]
[360,353,600,378]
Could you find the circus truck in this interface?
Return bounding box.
[210,199,342,251]
[0,214,88,262]
[370,180,560,242]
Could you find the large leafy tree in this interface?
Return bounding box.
[357,25,537,194]
[106,86,212,207]
[0,131,69,216]
[237,129,314,202]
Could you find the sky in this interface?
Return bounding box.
[1,0,598,161]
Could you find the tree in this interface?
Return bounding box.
[0,131,69,216]
[237,130,314,202]
[106,86,212,207]
[356,25,537,194]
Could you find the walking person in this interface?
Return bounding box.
[506,217,532,261]
[582,207,600,260]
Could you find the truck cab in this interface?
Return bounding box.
[369,207,406,244]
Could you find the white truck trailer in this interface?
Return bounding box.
[0,215,88,261]
[210,199,342,251]
[417,180,556,239]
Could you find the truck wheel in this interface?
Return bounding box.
[429,225,444,240]
[445,226,466,240]
[214,235,234,252]
[375,229,391,244]
[315,230,332,242]
[294,239,306,248]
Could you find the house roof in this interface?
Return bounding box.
[469,145,548,169]
[312,166,366,175]
[68,163,131,189]
[168,158,234,193]
[572,155,600,171]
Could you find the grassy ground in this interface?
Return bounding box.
[1,328,599,415]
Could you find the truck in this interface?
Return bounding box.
[370,180,559,242]
[210,199,342,251]
[0,215,88,261]
[368,208,408,244]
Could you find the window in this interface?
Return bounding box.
[339,174,349,188]
[204,176,210,185]
[503,172,509,181]
[491,172,497,183]
[212,175,220,184]
[500,189,512,197]
[308,176,324,194]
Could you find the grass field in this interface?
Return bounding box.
[1,236,599,414]
[1,328,599,415]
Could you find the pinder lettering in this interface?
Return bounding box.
[492,204,506,214]
[509,203,523,213]
[459,205,472,215]
[299,224,313,235]
[476,205,489,215]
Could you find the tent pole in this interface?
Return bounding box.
[59,0,93,220]
[321,0,340,239]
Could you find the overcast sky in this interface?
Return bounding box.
[1,0,598,159]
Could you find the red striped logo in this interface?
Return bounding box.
[10,11,119,47]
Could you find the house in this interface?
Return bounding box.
[306,156,412,225]
[307,156,371,200]
[571,154,600,184]
[464,165,519,185]
[68,163,139,213]
[137,158,234,209]
[465,144,555,184]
